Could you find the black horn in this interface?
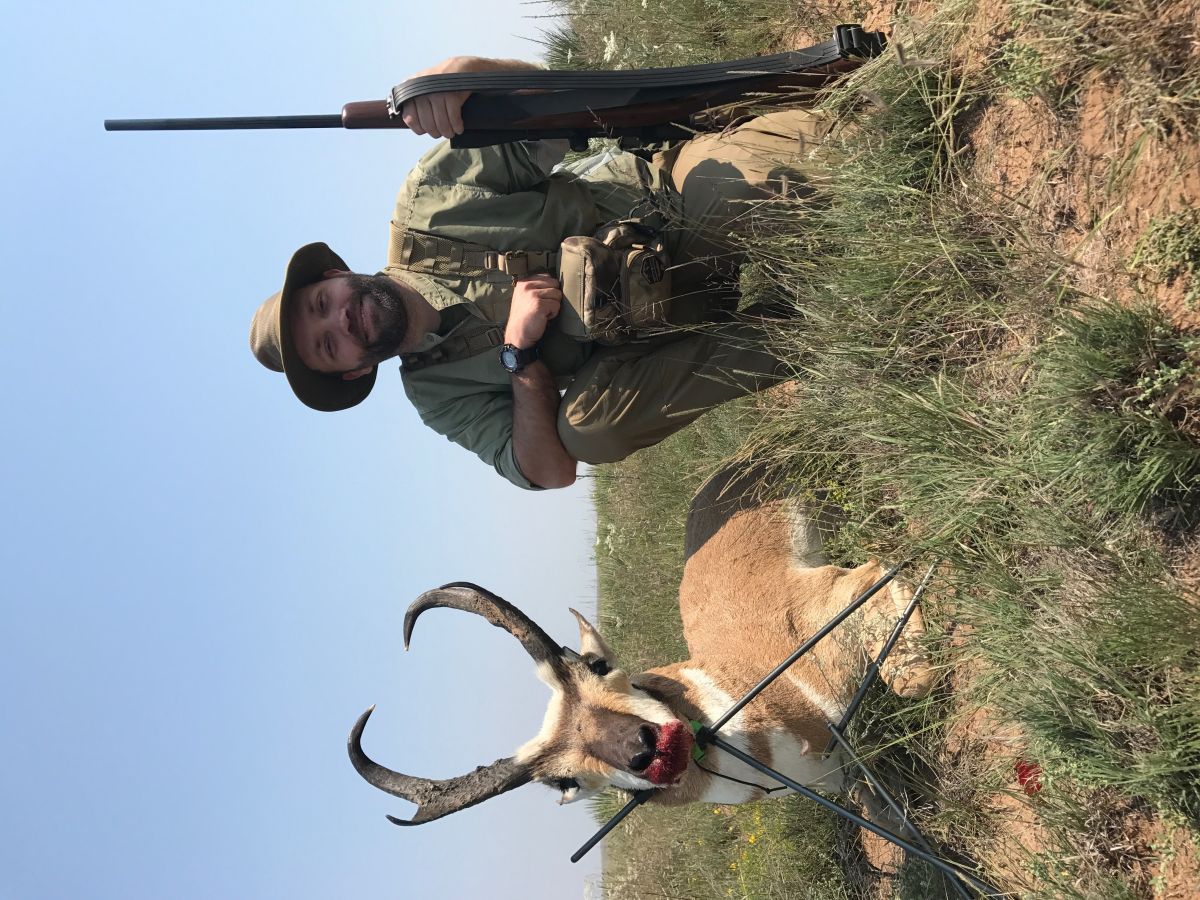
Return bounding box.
[405,582,567,674]
[348,706,533,825]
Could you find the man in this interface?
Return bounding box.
[250,55,834,490]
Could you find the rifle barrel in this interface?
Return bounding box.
[104,114,345,131]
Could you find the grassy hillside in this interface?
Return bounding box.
[560,0,1200,897]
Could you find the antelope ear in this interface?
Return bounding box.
[569,608,617,664]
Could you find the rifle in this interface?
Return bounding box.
[104,25,884,149]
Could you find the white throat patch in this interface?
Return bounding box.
[680,668,762,804]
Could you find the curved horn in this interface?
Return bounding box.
[405,582,565,673]
[348,706,532,825]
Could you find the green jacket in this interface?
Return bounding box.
[383,140,680,489]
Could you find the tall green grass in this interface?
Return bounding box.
[561,0,1200,895]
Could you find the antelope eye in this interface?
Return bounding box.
[587,658,611,677]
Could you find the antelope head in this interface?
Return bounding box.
[348,582,695,824]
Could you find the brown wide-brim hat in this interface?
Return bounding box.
[249,242,378,412]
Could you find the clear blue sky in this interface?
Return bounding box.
[0,2,607,897]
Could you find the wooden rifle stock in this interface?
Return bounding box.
[339,100,398,129]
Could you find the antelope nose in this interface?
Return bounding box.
[628,724,659,771]
[629,749,654,771]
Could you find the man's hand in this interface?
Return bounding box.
[400,55,542,139]
[505,274,563,349]
[400,56,473,138]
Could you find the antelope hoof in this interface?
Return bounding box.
[881,650,935,699]
[875,579,935,699]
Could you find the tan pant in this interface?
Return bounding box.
[557,108,834,464]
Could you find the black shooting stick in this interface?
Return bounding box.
[706,734,1000,897]
[569,790,651,863]
[569,561,1000,897]
[821,561,936,755]
[699,561,902,740]
[571,563,904,861]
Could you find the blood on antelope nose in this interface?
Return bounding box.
[628,723,659,771]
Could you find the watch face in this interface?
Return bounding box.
[500,347,519,370]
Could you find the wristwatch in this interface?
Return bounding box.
[499,343,540,374]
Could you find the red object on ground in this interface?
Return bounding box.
[1015,760,1042,795]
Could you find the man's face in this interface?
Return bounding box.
[290,272,411,379]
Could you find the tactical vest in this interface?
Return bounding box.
[390,220,672,371]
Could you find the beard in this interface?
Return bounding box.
[344,273,411,368]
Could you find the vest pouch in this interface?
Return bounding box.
[557,222,672,345]
[620,243,671,329]
[557,235,625,345]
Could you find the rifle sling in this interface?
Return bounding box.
[391,26,882,105]
[390,25,886,147]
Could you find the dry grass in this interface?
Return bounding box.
[559,0,1200,896]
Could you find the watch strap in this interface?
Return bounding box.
[499,343,540,373]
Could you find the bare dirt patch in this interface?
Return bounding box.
[961,10,1200,329]
[958,0,1200,607]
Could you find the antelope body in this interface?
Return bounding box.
[350,465,933,824]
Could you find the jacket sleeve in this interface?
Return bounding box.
[401,372,541,491]
[393,140,599,252]
[411,140,569,195]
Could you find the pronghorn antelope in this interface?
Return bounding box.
[349,465,934,824]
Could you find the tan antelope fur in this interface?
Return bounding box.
[349,464,934,825]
